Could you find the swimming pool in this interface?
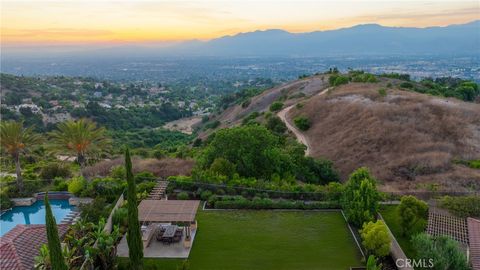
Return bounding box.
[0,199,75,236]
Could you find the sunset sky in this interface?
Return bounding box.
[1,0,479,46]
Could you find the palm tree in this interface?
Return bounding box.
[49,119,109,177]
[0,121,41,192]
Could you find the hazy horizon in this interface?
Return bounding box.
[2,0,479,48]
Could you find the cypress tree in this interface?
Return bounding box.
[125,148,144,269]
[44,193,68,270]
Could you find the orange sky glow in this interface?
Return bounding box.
[1,0,479,46]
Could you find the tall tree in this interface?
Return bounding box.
[44,193,68,270]
[342,167,380,227]
[398,195,428,236]
[125,148,143,269]
[0,121,41,192]
[49,119,109,176]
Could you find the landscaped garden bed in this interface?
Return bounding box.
[118,210,363,270]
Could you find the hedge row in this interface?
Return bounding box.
[211,196,340,210]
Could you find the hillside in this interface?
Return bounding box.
[205,75,480,192]
[287,82,480,191]
[198,74,329,138]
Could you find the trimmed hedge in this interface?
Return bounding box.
[211,196,340,210]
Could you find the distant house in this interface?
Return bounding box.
[98,102,112,109]
[93,91,103,98]
[15,104,41,114]
[0,224,69,270]
[94,82,104,89]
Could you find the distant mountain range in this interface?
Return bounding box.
[164,20,480,57]
[3,20,480,59]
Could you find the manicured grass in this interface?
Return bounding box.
[379,205,417,259]
[119,210,363,270]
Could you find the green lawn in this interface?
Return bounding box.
[379,205,417,259]
[119,210,363,270]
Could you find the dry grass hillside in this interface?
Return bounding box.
[198,75,329,138]
[83,157,194,178]
[288,82,480,191]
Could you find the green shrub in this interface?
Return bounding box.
[378,88,387,97]
[200,190,213,201]
[177,192,189,200]
[209,158,236,178]
[39,163,71,180]
[329,74,349,86]
[360,220,391,257]
[241,99,251,108]
[82,177,125,202]
[469,160,480,169]
[134,171,155,183]
[205,120,220,130]
[294,116,310,131]
[153,149,166,159]
[266,116,287,134]
[110,166,126,180]
[53,178,68,191]
[79,197,111,222]
[400,82,414,89]
[213,196,340,210]
[439,196,480,218]
[269,101,284,112]
[242,112,260,125]
[68,176,87,196]
[137,181,156,194]
[112,207,128,228]
[412,233,470,270]
[0,192,13,210]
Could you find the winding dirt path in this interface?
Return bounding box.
[277,87,331,156]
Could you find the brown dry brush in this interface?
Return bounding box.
[289,82,480,191]
[83,157,194,178]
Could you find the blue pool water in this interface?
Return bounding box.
[0,199,75,236]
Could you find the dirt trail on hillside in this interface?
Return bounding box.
[277,87,331,156]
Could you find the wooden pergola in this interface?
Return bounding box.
[138,200,200,224]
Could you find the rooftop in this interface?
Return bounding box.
[138,200,200,223]
[0,224,69,270]
[468,218,480,270]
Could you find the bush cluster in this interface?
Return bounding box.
[294,116,310,131]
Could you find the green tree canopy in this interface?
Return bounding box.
[411,233,470,270]
[0,121,41,192]
[398,195,428,236]
[201,125,280,179]
[360,220,391,258]
[49,119,109,175]
[342,167,380,227]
